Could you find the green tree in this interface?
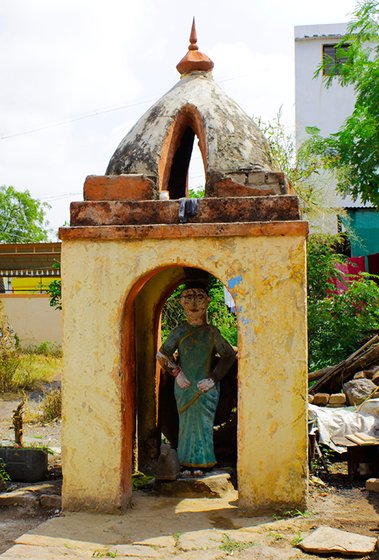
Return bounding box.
[307,0,379,206]
[0,185,51,243]
[255,111,336,221]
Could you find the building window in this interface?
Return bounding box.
[322,43,350,75]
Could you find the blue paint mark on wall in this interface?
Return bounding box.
[228,275,242,290]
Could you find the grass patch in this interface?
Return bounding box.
[291,531,303,547]
[92,549,117,558]
[268,531,286,541]
[39,389,62,422]
[272,509,312,521]
[24,341,62,358]
[219,534,257,554]
[0,351,62,394]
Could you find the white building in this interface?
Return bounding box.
[295,23,356,144]
[294,23,379,270]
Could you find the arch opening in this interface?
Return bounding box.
[121,265,238,486]
[159,105,207,199]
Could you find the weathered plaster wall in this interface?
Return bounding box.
[61,231,307,513]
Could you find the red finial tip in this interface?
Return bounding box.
[189,18,198,51]
[176,18,214,75]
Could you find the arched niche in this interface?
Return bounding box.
[158,104,207,199]
[120,264,238,480]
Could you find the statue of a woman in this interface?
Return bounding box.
[157,282,236,471]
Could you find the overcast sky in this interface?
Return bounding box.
[1,0,356,236]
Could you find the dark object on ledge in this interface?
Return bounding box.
[0,447,48,483]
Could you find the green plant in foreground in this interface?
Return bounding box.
[0,459,10,485]
[268,531,286,541]
[291,531,304,547]
[272,509,312,521]
[92,549,117,558]
[219,534,256,553]
[173,532,182,547]
[131,470,153,490]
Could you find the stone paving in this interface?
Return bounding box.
[0,490,378,559]
[0,491,312,559]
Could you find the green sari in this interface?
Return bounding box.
[160,323,235,468]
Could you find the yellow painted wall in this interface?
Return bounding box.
[6,277,58,294]
[0,294,62,347]
[61,233,307,513]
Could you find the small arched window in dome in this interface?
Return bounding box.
[160,104,207,200]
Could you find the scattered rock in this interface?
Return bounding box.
[308,394,314,404]
[372,371,379,386]
[109,544,162,557]
[366,478,379,493]
[0,490,39,509]
[299,526,377,556]
[364,365,379,380]
[233,546,297,559]
[153,471,235,498]
[178,529,224,550]
[39,494,61,510]
[353,371,366,380]
[328,393,346,405]
[313,393,329,406]
[343,379,377,405]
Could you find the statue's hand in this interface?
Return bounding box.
[197,378,215,392]
[176,370,191,389]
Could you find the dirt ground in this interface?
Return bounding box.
[1,394,379,559]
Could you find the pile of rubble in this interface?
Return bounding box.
[309,335,379,407]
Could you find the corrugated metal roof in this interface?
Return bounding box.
[0,242,61,276]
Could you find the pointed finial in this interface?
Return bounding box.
[176,18,214,75]
[188,18,198,51]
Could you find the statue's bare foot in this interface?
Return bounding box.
[193,469,203,477]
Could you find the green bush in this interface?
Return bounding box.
[0,459,10,486]
[308,234,379,370]
[24,341,62,358]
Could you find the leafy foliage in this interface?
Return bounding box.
[47,279,62,310]
[255,111,336,220]
[0,459,10,485]
[307,0,379,206]
[308,234,379,370]
[46,262,62,310]
[0,185,51,242]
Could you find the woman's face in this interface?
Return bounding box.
[180,288,210,325]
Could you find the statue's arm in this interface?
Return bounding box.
[197,328,236,393]
[156,350,181,377]
[157,328,191,388]
[209,329,236,383]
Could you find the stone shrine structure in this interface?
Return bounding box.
[59,22,309,514]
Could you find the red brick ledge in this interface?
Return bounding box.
[59,221,309,241]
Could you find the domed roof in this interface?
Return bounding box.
[106,22,273,193]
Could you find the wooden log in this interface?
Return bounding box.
[309,335,379,394]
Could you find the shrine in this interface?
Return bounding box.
[59,21,308,514]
